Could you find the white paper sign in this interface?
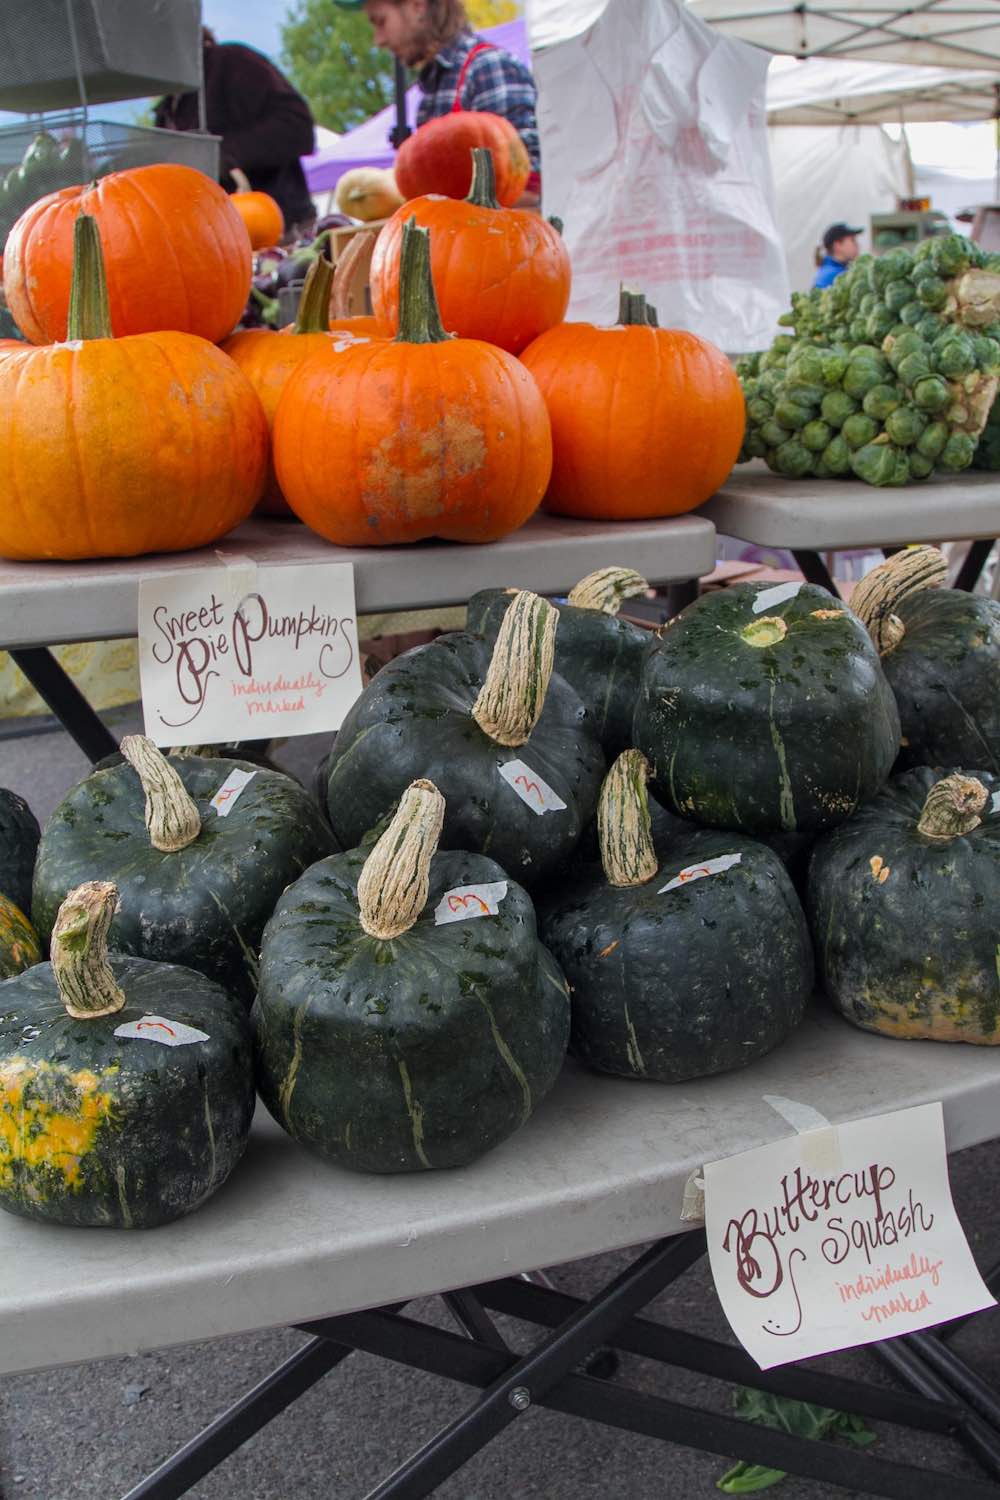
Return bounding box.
[114,1016,209,1047]
[752,581,802,614]
[434,881,508,925]
[210,767,256,816]
[138,562,362,747]
[704,1102,995,1371]
[498,759,567,815]
[659,853,742,893]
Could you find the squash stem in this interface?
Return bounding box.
[471,591,558,747]
[292,256,335,334]
[357,779,445,939]
[850,545,948,655]
[466,147,501,209]
[120,736,201,852]
[66,214,113,341]
[617,284,650,327]
[51,881,126,1019]
[568,567,649,616]
[917,774,988,840]
[598,751,659,888]
[395,218,450,345]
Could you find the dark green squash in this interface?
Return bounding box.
[539,751,814,1082]
[0,881,254,1227]
[852,545,1000,773]
[634,582,900,833]
[33,737,337,1004]
[467,566,651,756]
[254,778,570,1173]
[0,787,40,918]
[808,767,1000,1043]
[0,892,41,979]
[325,591,605,886]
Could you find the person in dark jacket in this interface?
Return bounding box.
[154,30,316,234]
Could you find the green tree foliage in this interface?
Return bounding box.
[281,2,396,132]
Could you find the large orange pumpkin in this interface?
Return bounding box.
[273,218,551,546]
[371,148,569,355]
[520,289,745,520]
[223,259,384,518]
[0,216,267,562]
[230,190,285,250]
[394,111,530,207]
[3,163,252,346]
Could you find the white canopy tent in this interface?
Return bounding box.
[766,56,1000,123]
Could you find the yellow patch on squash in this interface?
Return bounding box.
[0,1055,116,1194]
[869,855,891,883]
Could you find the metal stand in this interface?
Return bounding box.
[793,540,997,598]
[116,1233,1000,1500]
[8,647,119,762]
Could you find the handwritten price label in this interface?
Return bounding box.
[138,561,363,747]
[659,852,741,894]
[498,759,567,816]
[704,1101,994,1370]
[210,767,256,817]
[114,1016,210,1048]
[433,881,509,926]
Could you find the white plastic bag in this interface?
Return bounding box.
[531,0,790,351]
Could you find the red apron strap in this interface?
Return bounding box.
[451,41,496,111]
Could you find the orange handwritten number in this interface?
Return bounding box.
[447,893,490,913]
[136,1021,177,1038]
[514,774,544,804]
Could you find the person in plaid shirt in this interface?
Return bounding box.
[362,0,541,204]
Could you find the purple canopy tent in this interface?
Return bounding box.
[302,19,530,194]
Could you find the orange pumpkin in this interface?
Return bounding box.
[223,260,384,518]
[329,315,381,336]
[394,111,530,207]
[371,149,569,355]
[273,218,551,546]
[230,190,285,250]
[3,163,252,346]
[520,289,745,521]
[0,215,267,562]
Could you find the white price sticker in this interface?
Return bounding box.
[210,767,256,817]
[498,759,567,816]
[114,1016,210,1048]
[434,881,509,925]
[659,852,742,893]
[752,582,802,614]
[991,790,1000,815]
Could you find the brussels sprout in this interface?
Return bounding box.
[916,313,947,342]
[884,406,927,446]
[843,360,887,399]
[883,279,913,314]
[774,438,814,478]
[908,451,934,480]
[972,335,1000,371]
[938,432,976,472]
[819,350,847,386]
[812,457,834,478]
[913,376,951,413]
[916,421,949,460]
[801,419,832,452]
[911,257,939,284]
[842,412,880,449]
[860,292,878,317]
[774,398,815,430]
[899,301,925,326]
[848,278,869,311]
[820,389,859,428]
[760,419,789,448]
[933,334,976,379]
[758,368,786,399]
[820,435,852,476]
[747,397,773,425]
[784,381,826,408]
[916,275,948,309]
[850,440,908,487]
[862,383,902,420]
[897,350,933,388]
[744,431,768,459]
[788,347,826,384]
[866,306,896,342]
[735,355,760,380]
[760,348,788,371]
[880,247,915,283]
[913,239,936,265]
[849,316,869,343]
[884,330,925,371]
[773,335,796,356]
[930,234,972,278]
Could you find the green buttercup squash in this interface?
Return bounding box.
[809,768,1000,1044]
[539,752,814,1082]
[0,788,39,918]
[0,881,254,1227]
[634,582,900,833]
[33,737,337,1004]
[254,779,570,1173]
[0,892,41,980]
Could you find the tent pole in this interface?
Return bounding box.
[391,58,411,149]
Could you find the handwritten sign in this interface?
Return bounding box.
[498,759,567,815]
[138,561,362,747]
[434,881,508,926]
[704,1101,994,1370]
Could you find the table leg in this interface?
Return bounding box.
[954,540,996,593]
[792,550,839,594]
[8,647,119,763]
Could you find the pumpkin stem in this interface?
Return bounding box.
[568,566,649,616]
[850,546,949,655]
[292,256,335,334]
[466,147,500,210]
[548,215,564,235]
[357,779,445,940]
[395,217,450,345]
[119,736,201,853]
[645,303,659,327]
[66,213,113,341]
[598,751,659,888]
[917,774,989,841]
[51,881,126,1019]
[617,284,651,327]
[471,590,558,747]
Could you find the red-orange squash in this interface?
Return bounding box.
[371,148,569,355]
[273,218,551,546]
[0,216,267,562]
[230,190,285,250]
[223,260,384,518]
[520,289,745,520]
[394,111,530,207]
[3,163,252,346]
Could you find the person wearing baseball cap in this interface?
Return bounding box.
[813,222,864,288]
